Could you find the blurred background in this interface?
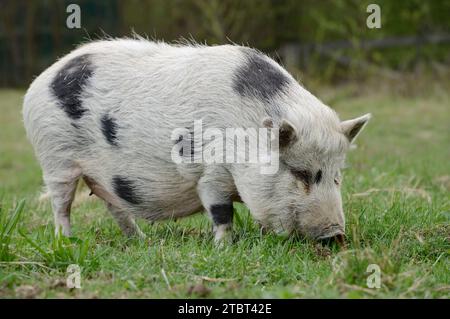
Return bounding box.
[0,0,449,89]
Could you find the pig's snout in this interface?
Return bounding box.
[315,225,345,246]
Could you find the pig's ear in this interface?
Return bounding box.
[263,117,298,148]
[341,113,371,143]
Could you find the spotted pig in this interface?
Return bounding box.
[23,38,371,243]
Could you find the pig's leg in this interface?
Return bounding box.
[197,168,236,244]
[106,203,145,239]
[45,170,81,237]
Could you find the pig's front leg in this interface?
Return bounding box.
[197,166,237,245]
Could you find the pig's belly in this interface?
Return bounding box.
[80,158,204,221]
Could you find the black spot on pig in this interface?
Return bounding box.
[210,204,234,225]
[101,114,119,146]
[233,49,290,101]
[51,54,93,120]
[112,176,142,205]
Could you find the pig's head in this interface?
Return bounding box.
[234,107,371,243]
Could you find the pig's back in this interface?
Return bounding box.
[24,39,248,157]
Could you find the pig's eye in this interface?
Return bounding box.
[334,178,340,186]
[291,169,312,185]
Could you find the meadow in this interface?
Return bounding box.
[0,81,448,298]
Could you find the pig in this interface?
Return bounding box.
[23,37,370,244]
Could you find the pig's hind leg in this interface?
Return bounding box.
[106,203,146,239]
[44,167,82,237]
[82,176,145,239]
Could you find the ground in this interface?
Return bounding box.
[0,83,448,298]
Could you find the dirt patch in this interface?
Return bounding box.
[434,175,450,191]
[314,244,332,258]
[187,283,211,297]
[15,285,41,298]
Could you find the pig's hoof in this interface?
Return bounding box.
[214,228,233,247]
[123,228,146,240]
[213,224,232,246]
[136,230,147,240]
[135,229,147,240]
[214,237,232,248]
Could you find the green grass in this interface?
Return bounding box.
[0,84,448,298]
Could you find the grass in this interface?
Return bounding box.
[0,82,448,298]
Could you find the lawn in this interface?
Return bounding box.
[0,83,448,298]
